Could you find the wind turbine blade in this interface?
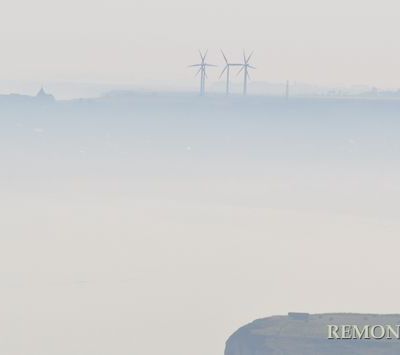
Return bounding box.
[237,66,244,76]
[243,50,246,63]
[199,50,204,61]
[219,66,228,79]
[205,63,217,67]
[247,71,251,81]
[247,51,254,63]
[248,65,256,69]
[204,49,208,59]
[221,50,228,64]
[195,67,202,76]
[189,64,201,67]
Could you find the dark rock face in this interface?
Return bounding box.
[225,313,400,355]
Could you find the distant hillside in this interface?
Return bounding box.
[225,313,400,355]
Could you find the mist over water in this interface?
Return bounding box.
[1,94,400,355]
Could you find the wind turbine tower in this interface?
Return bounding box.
[238,51,256,96]
[219,50,241,95]
[189,50,217,96]
[286,80,290,100]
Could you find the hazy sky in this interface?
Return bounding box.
[1,0,400,89]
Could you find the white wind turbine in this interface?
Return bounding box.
[237,51,256,96]
[219,50,241,95]
[189,50,217,96]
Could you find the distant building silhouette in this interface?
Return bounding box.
[36,87,55,102]
[288,312,310,321]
